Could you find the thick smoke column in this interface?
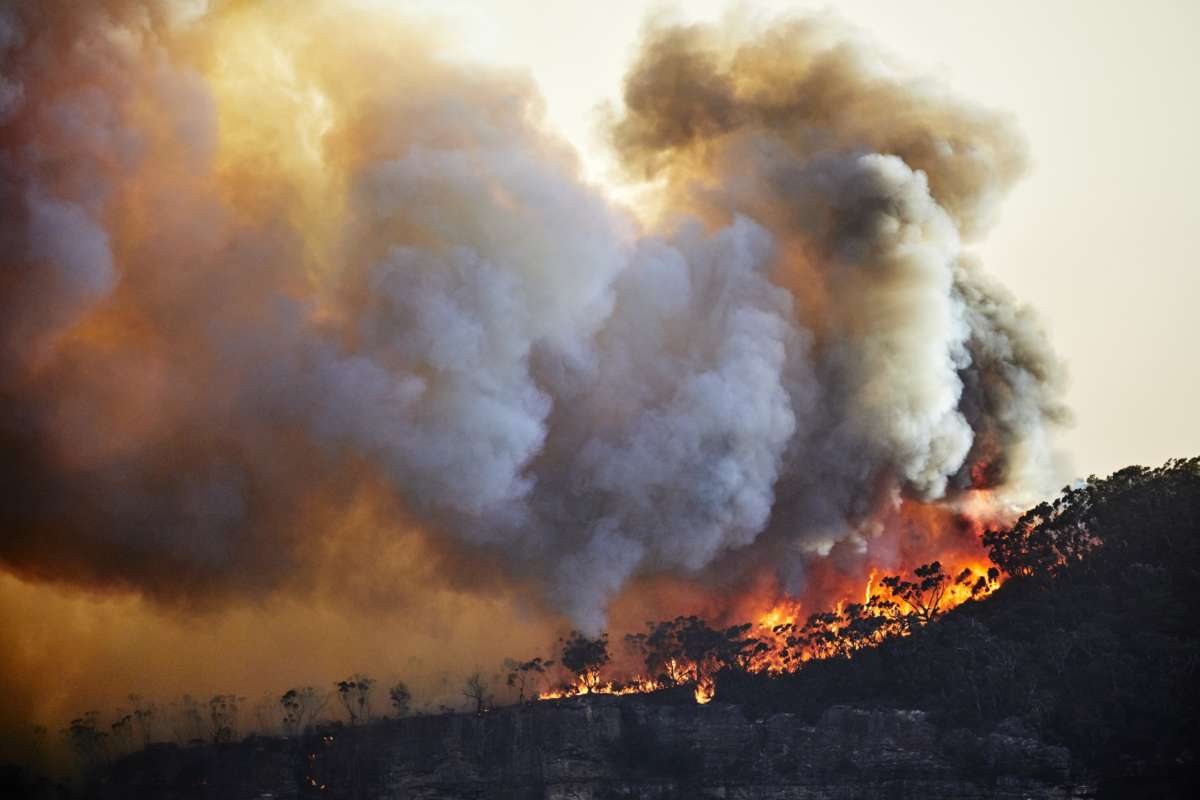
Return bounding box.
[0,2,1066,636]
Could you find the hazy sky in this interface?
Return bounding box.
[402,0,1200,480]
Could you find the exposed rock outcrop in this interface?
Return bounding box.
[366,698,1077,799]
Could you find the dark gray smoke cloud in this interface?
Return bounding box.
[0,2,1067,634]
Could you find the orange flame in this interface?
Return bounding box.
[538,493,1010,705]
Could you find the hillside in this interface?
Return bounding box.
[720,457,1200,796]
[5,457,1198,799]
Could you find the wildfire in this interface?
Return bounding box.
[536,555,1003,706]
[536,672,661,701]
[757,602,801,632]
[944,561,1002,606]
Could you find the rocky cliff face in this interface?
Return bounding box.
[93,697,1087,799]
[365,698,1077,799]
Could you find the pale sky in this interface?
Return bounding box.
[397,0,1200,480]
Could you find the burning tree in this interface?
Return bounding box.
[958,566,1001,599]
[559,632,610,692]
[768,594,908,666]
[626,616,765,687]
[840,596,907,648]
[880,561,952,625]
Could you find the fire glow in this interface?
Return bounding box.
[0,0,1067,728]
[535,548,1003,705]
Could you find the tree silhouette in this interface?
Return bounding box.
[462,673,490,716]
[626,617,764,685]
[280,686,326,736]
[127,694,156,746]
[171,694,205,745]
[63,711,108,770]
[880,561,950,624]
[109,713,133,753]
[207,695,241,744]
[559,632,610,691]
[388,681,412,717]
[505,657,553,702]
[335,674,375,725]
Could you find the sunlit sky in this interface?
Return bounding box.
[398,0,1199,480]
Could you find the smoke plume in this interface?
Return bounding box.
[0,0,1066,716]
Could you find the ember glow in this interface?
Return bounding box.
[0,0,1067,737]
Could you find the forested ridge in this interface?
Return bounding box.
[719,457,1200,795]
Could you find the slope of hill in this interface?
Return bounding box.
[721,457,1200,797]
[5,458,1197,799]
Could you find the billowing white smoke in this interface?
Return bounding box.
[542,218,800,629]
[788,153,973,500]
[0,1,1067,632]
